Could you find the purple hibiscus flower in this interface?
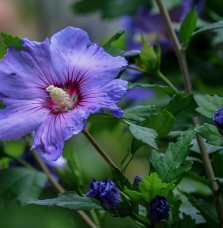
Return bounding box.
[0,27,128,161]
[123,0,205,53]
[86,178,122,210]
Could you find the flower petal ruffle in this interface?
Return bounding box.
[0,98,49,140]
[50,27,127,93]
[32,109,86,161]
[79,79,128,118]
[0,38,60,100]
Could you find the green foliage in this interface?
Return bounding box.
[178,213,196,228]
[1,32,23,50]
[192,20,223,37]
[124,121,158,150]
[213,151,223,178]
[143,109,175,138]
[181,191,219,227]
[135,35,161,74]
[124,173,175,207]
[112,168,132,191]
[128,83,176,96]
[124,106,175,139]
[194,94,223,118]
[179,8,198,45]
[102,31,125,56]
[3,141,26,157]
[73,0,148,19]
[0,100,6,109]
[167,92,197,130]
[0,168,47,209]
[149,130,195,184]
[196,123,223,146]
[123,105,158,122]
[29,192,102,210]
[167,92,197,116]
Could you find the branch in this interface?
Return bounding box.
[82,129,118,170]
[24,136,98,228]
[155,0,223,226]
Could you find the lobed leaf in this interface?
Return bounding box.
[194,94,223,119]
[124,121,158,150]
[149,130,195,184]
[1,32,23,50]
[124,173,175,207]
[196,123,223,147]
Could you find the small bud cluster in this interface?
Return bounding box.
[86,179,122,210]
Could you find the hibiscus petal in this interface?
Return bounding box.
[0,38,60,100]
[78,79,128,118]
[50,27,127,93]
[32,109,86,161]
[0,98,49,140]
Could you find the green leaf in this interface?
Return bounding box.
[143,109,175,138]
[181,191,218,227]
[131,137,143,155]
[149,130,195,183]
[102,31,125,57]
[29,191,102,210]
[1,32,23,50]
[128,83,175,96]
[136,35,160,73]
[112,168,132,191]
[0,168,47,209]
[194,94,223,118]
[213,151,223,178]
[178,213,196,228]
[123,105,158,122]
[73,0,148,19]
[179,8,198,45]
[0,100,6,109]
[196,123,223,146]
[124,173,175,207]
[167,92,197,116]
[124,121,158,150]
[192,20,223,37]
[167,93,197,130]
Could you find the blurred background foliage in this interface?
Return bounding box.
[0,0,223,227]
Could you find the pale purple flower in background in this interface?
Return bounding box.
[0,27,128,161]
[123,0,205,53]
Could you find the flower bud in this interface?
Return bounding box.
[86,178,122,210]
[148,196,170,223]
[213,108,223,135]
[133,175,143,191]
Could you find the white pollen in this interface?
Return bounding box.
[46,85,71,110]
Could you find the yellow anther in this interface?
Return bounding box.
[46,85,71,110]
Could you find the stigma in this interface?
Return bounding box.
[46,85,71,110]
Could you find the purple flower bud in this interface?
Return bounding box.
[133,175,143,190]
[213,108,223,135]
[148,196,170,223]
[86,178,122,210]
